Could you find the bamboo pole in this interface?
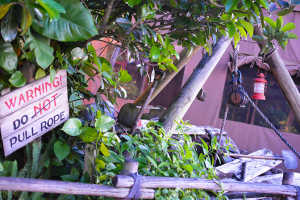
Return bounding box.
[0,177,154,199]
[160,37,232,133]
[114,175,297,196]
[254,26,300,125]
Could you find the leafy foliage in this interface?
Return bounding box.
[0,0,298,199]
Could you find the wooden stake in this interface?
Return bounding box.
[160,37,232,133]
[282,172,296,200]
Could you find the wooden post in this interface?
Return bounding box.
[160,37,232,133]
[114,160,140,200]
[254,26,300,125]
[282,172,296,200]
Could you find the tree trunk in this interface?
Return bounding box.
[254,26,300,125]
[160,37,232,133]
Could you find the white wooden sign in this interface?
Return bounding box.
[0,70,69,156]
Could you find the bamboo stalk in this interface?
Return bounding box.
[228,153,284,161]
[114,175,297,196]
[254,26,300,125]
[0,177,154,199]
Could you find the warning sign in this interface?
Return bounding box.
[0,70,69,156]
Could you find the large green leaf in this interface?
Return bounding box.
[62,118,82,136]
[36,0,65,19]
[1,9,17,42]
[119,69,132,83]
[264,17,276,29]
[32,0,98,41]
[95,115,115,132]
[27,31,54,69]
[240,19,254,37]
[80,127,98,143]
[54,140,70,161]
[0,42,17,73]
[281,22,296,32]
[0,3,14,20]
[9,71,26,87]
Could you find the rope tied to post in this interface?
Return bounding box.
[126,172,142,199]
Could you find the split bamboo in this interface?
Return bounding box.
[0,177,154,199]
[114,175,297,196]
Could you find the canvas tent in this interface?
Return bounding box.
[179,11,300,171]
[87,10,300,171]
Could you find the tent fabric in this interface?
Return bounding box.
[183,11,300,171]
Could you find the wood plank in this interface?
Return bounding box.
[216,149,282,181]
[0,177,154,199]
[250,173,300,187]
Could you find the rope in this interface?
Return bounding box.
[240,86,300,160]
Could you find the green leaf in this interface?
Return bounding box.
[276,16,283,29]
[62,118,82,136]
[32,0,98,41]
[100,143,110,157]
[95,158,106,169]
[80,127,98,143]
[1,9,17,42]
[36,0,66,19]
[21,7,32,35]
[225,0,239,12]
[183,164,193,174]
[9,71,26,87]
[264,17,276,29]
[35,68,46,80]
[150,46,160,61]
[237,25,247,38]
[50,66,56,82]
[0,3,14,20]
[259,0,269,9]
[54,140,70,161]
[125,0,142,7]
[281,22,296,32]
[240,20,254,37]
[95,115,115,132]
[287,32,298,39]
[27,31,54,69]
[119,69,132,83]
[226,23,235,37]
[277,7,294,16]
[0,42,17,73]
[233,31,240,47]
[146,155,157,168]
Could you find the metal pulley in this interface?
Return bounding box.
[228,71,248,107]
